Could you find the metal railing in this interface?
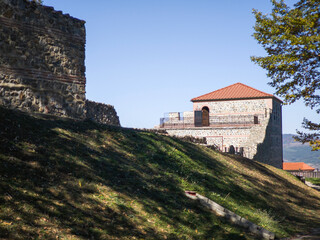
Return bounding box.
[160,115,261,129]
[290,171,320,178]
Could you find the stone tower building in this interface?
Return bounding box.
[158,83,283,168]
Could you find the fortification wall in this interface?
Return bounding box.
[0,0,121,126]
[0,0,86,118]
[166,127,252,157]
[85,100,120,126]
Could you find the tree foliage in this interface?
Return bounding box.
[251,0,320,150]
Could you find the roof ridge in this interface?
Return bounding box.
[283,162,315,170]
[237,83,273,97]
[191,83,240,101]
[191,82,276,102]
[284,162,304,165]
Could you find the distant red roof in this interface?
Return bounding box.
[191,83,281,102]
[283,162,315,171]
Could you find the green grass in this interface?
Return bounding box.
[1,107,320,239]
[306,178,320,186]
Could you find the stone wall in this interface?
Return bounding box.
[193,98,272,115]
[0,0,86,118]
[0,0,121,127]
[166,127,252,157]
[253,100,282,168]
[85,100,120,126]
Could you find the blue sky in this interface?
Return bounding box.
[44,0,318,134]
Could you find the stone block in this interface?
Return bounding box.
[185,192,275,240]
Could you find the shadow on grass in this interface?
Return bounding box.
[0,107,249,239]
[0,107,320,239]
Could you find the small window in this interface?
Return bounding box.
[202,107,210,127]
[194,111,202,127]
[254,116,259,124]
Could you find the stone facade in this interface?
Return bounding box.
[159,96,283,169]
[0,0,86,118]
[0,0,120,126]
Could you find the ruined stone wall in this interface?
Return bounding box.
[0,0,120,126]
[85,100,120,126]
[0,0,86,118]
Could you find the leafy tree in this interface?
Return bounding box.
[251,0,320,150]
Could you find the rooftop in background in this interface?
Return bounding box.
[283,162,315,172]
[191,83,282,102]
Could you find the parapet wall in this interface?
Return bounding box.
[0,0,86,118]
[85,100,120,126]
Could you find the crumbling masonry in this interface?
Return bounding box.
[0,0,120,126]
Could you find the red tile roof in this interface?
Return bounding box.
[283,162,315,171]
[191,83,280,102]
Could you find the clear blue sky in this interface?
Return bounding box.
[44,0,318,134]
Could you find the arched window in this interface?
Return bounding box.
[229,145,235,154]
[202,107,210,127]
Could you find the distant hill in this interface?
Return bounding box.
[283,134,320,169]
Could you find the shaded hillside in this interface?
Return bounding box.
[283,134,320,169]
[1,107,320,240]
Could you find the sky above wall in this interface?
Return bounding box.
[44,0,318,134]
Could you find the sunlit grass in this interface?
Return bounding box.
[0,107,320,239]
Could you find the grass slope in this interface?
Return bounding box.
[306,178,320,186]
[1,107,320,240]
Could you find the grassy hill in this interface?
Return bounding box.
[1,107,320,240]
[283,134,320,169]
